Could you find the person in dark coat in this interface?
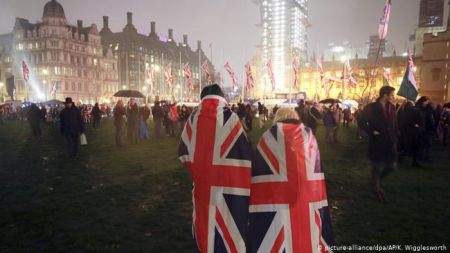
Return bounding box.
[422,99,436,162]
[139,104,151,139]
[440,104,450,146]
[113,100,126,147]
[152,101,165,138]
[60,97,84,158]
[91,103,101,129]
[178,105,190,130]
[295,100,306,122]
[343,107,351,128]
[361,86,397,202]
[245,104,253,132]
[27,103,44,139]
[126,99,139,144]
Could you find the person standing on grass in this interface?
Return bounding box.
[343,106,351,128]
[323,107,337,143]
[126,98,139,144]
[440,104,450,146]
[249,107,334,252]
[91,103,101,130]
[113,100,126,147]
[178,84,252,252]
[152,101,165,138]
[27,103,44,140]
[257,102,265,128]
[361,86,397,202]
[60,97,84,158]
[139,104,150,140]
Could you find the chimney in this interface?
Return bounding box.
[77,20,83,30]
[150,21,156,34]
[127,12,132,25]
[168,29,173,41]
[197,40,202,51]
[183,34,188,46]
[103,16,109,29]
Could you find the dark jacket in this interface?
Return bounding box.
[91,106,101,119]
[28,105,43,128]
[362,100,397,163]
[127,104,139,126]
[114,106,126,126]
[60,106,84,136]
[152,105,165,120]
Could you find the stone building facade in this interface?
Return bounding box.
[0,0,118,103]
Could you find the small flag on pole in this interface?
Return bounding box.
[22,60,29,82]
[183,63,194,90]
[267,59,276,91]
[147,68,155,93]
[165,66,173,89]
[397,52,419,101]
[346,60,357,88]
[50,82,57,96]
[292,57,298,89]
[201,60,212,83]
[378,0,392,40]
[224,62,238,90]
[383,67,394,86]
[244,62,254,91]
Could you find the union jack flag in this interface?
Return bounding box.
[202,60,212,83]
[147,68,155,93]
[183,63,194,90]
[249,123,334,253]
[345,60,357,88]
[267,59,276,91]
[178,95,252,253]
[378,0,391,40]
[245,62,254,91]
[165,66,173,89]
[50,82,57,96]
[224,62,238,90]
[22,60,29,82]
[292,57,299,89]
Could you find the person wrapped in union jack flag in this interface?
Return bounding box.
[249,107,334,253]
[178,84,252,252]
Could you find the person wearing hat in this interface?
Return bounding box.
[177,84,252,252]
[60,97,84,158]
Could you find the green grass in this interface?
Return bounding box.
[0,119,449,252]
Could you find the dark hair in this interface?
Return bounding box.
[379,86,395,98]
[200,84,225,99]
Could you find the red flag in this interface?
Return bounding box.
[22,60,29,82]
[183,63,194,90]
[201,60,212,83]
[378,0,391,40]
[244,62,254,91]
[224,62,238,90]
[292,58,298,89]
[267,59,276,90]
[147,68,155,93]
[165,66,173,89]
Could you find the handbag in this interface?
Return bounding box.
[80,133,88,145]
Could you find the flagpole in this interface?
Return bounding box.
[241,48,245,102]
[199,48,202,98]
[179,51,182,102]
[161,52,164,99]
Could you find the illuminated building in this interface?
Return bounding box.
[258,0,309,93]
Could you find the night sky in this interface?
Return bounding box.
[0,0,431,85]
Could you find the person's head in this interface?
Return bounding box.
[129,98,136,105]
[200,83,225,100]
[116,99,124,107]
[64,97,73,108]
[378,86,396,103]
[95,103,99,107]
[273,107,299,125]
[416,96,429,108]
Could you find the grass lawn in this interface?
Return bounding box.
[0,118,449,252]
